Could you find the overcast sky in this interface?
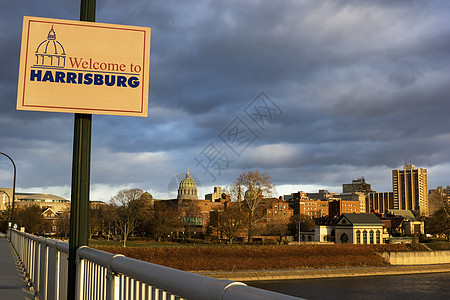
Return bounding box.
[1,0,449,202]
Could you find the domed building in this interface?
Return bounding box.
[177,169,198,200]
[35,25,66,67]
[140,191,154,208]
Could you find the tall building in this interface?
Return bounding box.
[366,192,394,213]
[205,187,225,203]
[177,169,198,200]
[392,164,428,216]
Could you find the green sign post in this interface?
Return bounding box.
[67,1,95,299]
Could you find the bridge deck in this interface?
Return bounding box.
[0,233,35,299]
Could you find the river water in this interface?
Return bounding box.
[248,272,450,299]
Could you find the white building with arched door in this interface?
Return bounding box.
[334,213,385,244]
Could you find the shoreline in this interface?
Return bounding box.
[195,264,450,282]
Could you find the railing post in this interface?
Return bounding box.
[106,254,124,300]
[56,242,69,300]
[33,237,40,295]
[39,237,49,300]
[28,236,33,283]
[75,246,88,300]
[46,239,58,300]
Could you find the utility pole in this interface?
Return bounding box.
[67,1,95,299]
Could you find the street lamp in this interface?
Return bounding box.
[0,152,16,224]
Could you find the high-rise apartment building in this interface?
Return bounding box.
[392,164,428,216]
[366,192,394,213]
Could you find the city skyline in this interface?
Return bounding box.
[1,1,450,202]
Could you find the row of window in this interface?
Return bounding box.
[355,229,381,244]
[180,189,196,195]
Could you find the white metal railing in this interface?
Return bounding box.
[8,229,303,300]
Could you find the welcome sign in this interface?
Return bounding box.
[17,16,151,117]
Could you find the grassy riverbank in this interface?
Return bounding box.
[92,243,415,272]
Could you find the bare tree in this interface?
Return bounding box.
[146,203,182,241]
[288,214,315,241]
[230,170,274,242]
[110,188,145,247]
[217,204,246,244]
[265,217,288,245]
[90,205,105,238]
[0,210,8,232]
[426,208,450,240]
[179,200,203,238]
[428,190,447,216]
[16,205,46,234]
[56,208,70,239]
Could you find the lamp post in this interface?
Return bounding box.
[0,152,16,224]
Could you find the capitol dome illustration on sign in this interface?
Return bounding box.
[35,26,66,67]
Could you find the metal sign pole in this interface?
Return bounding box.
[67,1,95,299]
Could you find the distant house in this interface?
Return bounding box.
[41,207,60,235]
[334,213,385,244]
[387,210,424,235]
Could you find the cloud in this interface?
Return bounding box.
[1,1,450,201]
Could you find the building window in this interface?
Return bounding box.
[356,230,361,244]
[363,230,367,244]
[369,230,374,244]
[376,230,381,244]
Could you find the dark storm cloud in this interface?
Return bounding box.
[1,0,449,200]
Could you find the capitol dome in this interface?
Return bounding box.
[35,25,66,67]
[177,169,198,200]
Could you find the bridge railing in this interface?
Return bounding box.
[8,229,302,300]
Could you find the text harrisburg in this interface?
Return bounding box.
[31,57,141,88]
